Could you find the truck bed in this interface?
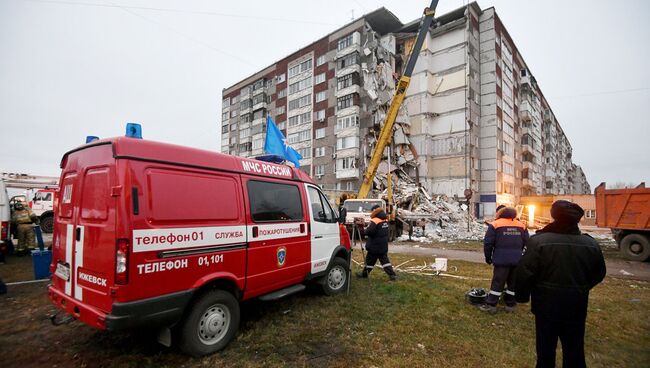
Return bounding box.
[595,182,650,231]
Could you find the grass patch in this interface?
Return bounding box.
[0,253,648,367]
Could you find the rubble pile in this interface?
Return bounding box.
[373,169,486,242]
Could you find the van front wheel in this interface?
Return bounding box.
[178,290,240,357]
[321,257,349,295]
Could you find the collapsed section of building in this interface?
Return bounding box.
[220,2,590,220]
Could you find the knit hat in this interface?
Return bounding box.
[496,206,517,219]
[550,200,584,224]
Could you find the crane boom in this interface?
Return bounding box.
[357,0,439,199]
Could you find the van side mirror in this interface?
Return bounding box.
[338,208,347,224]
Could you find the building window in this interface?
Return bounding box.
[503,121,514,137]
[297,147,311,158]
[315,91,327,102]
[288,94,312,111]
[277,121,286,130]
[314,146,326,157]
[315,73,326,85]
[230,110,238,118]
[316,54,327,66]
[314,109,325,121]
[222,98,230,108]
[336,136,358,150]
[288,59,313,78]
[288,129,311,144]
[337,34,353,51]
[336,94,354,111]
[253,109,266,120]
[240,113,252,123]
[221,125,228,134]
[337,73,357,90]
[288,112,311,127]
[336,157,356,170]
[276,73,286,83]
[239,129,251,139]
[252,93,266,105]
[336,115,359,130]
[239,142,252,152]
[230,124,237,131]
[289,76,312,95]
[276,106,285,115]
[252,79,264,91]
[247,181,303,222]
[277,88,287,98]
[315,128,326,139]
[503,162,514,175]
[222,112,228,121]
[503,141,513,156]
[337,53,359,69]
[252,138,264,150]
[585,209,596,219]
[315,165,325,176]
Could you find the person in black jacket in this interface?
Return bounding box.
[357,205,396,281]
[515,200,606,368]
[480,206,529,313]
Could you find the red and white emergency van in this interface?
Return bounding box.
[48,135,351,356]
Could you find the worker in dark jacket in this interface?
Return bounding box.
[515,200,606,368]
[357,205,396,281]
[480,206,529,313]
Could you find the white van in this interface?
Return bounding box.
[0,180,11,251]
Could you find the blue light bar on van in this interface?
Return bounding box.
[86,136,99,143]
[125,123,142,139]
[255,155,285,164]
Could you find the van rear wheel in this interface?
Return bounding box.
[321,257,349,296]
[178,290,239,357]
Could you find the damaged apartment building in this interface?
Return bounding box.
[220,3,590,218]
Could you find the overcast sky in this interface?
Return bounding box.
[1,0,649,189]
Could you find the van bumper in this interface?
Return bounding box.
[48,286,108,330]
[48,286,194,331]
[104,289,194,331]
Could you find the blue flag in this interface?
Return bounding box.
[264,115,303,168]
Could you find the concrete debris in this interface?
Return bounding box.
[374,168,486,241]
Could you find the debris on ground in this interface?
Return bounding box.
[372,167,486,241]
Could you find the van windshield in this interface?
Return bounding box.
[343,200,383,213]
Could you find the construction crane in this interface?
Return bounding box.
[357,0,439,200]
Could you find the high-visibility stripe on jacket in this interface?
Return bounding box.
[483,218,529,266]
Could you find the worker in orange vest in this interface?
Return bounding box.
[357,205,397,281]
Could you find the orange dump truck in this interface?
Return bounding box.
[595,182,650,261]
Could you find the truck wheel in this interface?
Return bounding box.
[178,290,240,357]
[321,257,349,296]
[620,234,650,261]
[40,215,54,233]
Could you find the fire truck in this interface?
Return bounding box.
[48,127,351,356]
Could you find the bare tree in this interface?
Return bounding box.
[610,181,638,189]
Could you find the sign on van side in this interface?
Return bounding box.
[241,160,292,178]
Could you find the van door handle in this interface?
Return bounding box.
[75,227,81,241]
[314,235,323,239]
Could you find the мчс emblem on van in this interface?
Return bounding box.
[277,246,287,267]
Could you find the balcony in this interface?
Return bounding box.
[336,168,359,179]
[335,84,360,98]
[252,101,267,111]
[543,109,554,123]
[252,86,267,97]
[336,64,361,78]
[519,101,532,122]
[523,161,535,170]
[521,143,534,154]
